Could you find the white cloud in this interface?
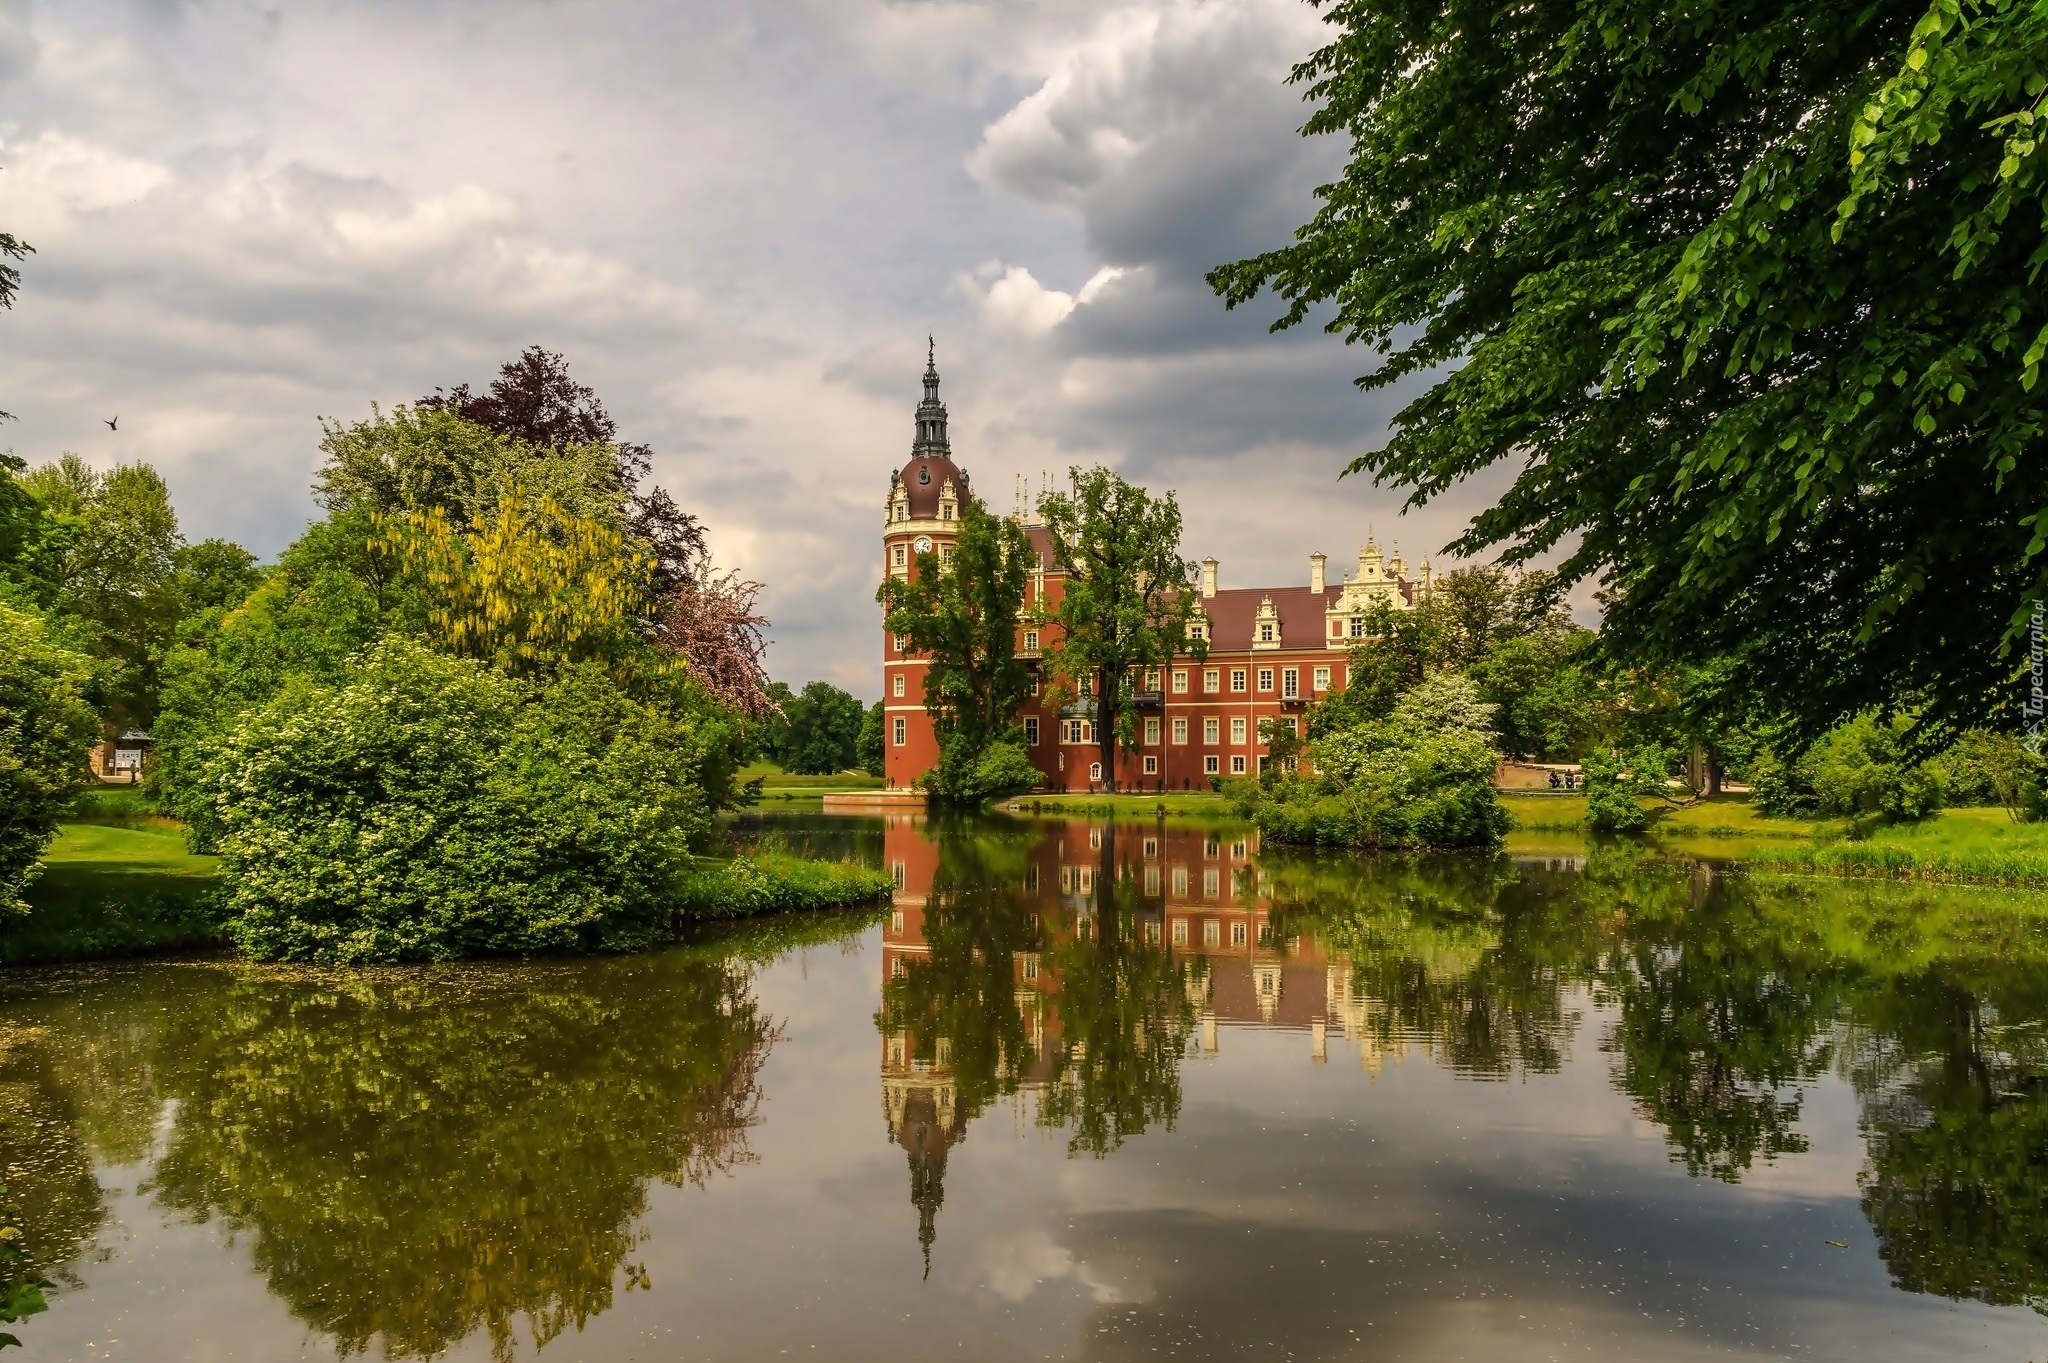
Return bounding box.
[968,261,1127,336]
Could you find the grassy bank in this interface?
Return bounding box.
[1502,792,1825,840]
[672,853,893,920]
[742,764,888,802]
[3,791,229,963]
[1502,791,2048,887]
[1746,807,2048,888]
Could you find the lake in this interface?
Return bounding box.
[3,810,2045,1361]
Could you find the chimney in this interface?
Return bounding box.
[1201,557,1218,599]
[1309,552,1327,594]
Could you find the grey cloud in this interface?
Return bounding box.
[1,0,1495,692]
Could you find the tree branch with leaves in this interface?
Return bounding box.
[1038,468,1207,791]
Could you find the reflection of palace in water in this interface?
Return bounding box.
[876,817,1413,1268]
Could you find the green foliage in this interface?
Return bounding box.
[21,457,184,725]
[858,698,886,777]
[0,604,102,917]
[879,498,1035,800]
[1260,672,1509,849]
[1310,568,1600,761]
[671,853,890,920]
[1037,468,1206,790]
[1944,729,2048,821]
[187,638,709,962]
[1790,713,1948,823]
[768,680,866,775]
[1581,745,1676,833]
[316,404,626,533]
[1211,0,2048,745]
[171,538,263,617]
[0,455,64,609]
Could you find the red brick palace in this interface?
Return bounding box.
[881,350,1434,792]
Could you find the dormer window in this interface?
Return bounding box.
[941,504,952,520]
[1259,623,1274,642]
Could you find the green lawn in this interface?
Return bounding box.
[1748,805,2048,887]
[742,764,886,794]
[1501,790,2048,887]
[1502,792,1824,839]
[41,821,219,877]
[9,816,224,964]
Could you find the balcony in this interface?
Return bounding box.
[1131,690,1164,709]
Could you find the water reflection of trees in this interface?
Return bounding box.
[1036,822,1203,1156]
[142,956,776,1359]
[0,1022,106,1294]
[1262,851,1581,1079]
[879,819,1201,1160]
[0,931,823,1361]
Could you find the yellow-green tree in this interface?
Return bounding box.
[378,492,655,679]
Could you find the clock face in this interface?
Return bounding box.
[914,536,933,554]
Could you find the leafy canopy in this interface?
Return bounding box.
[1038,468,1207,790]
[0,604,102,917]
[1212,0,2048,744]
[189,637,709,962]
[879,498,1038,799]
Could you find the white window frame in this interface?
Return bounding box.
[1144,717,1161,745]
[1230,717,1247,745]
[892,717,907,746]
[1024,629,1039,652]
[1172,668,1189,694]
[1230,668,1247,693]
[1204,668,1220,694]
[1089,762,1103,782]
[1283,667,1299,698]
[1143,754,1158,775]
[1230,754,1247,775]
[1025,716,1040,746]
[1313,665,1331,692]
[1258,668,1274,693]
[892,673,905,698]
[1204,754,1220,775]
[1203,717,1220,745]
[1172,717,1188,744]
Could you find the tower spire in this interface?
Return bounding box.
[912,337,950,458]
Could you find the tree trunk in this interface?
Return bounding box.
[1098,667,1119,792]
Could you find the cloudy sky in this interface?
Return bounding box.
[1,0,1500,693]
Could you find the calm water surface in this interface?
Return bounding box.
[3,811,2046,1362]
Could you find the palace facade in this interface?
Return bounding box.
[881,350,1433,792]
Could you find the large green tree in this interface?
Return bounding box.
[0,604,101,917]
[1211,0,2048,745]
[775,680,866,775]
[0,227,29,423]
[878,498,1037,799]
[1037,468,1207,791]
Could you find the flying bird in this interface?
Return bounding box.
[105,416,118,431]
